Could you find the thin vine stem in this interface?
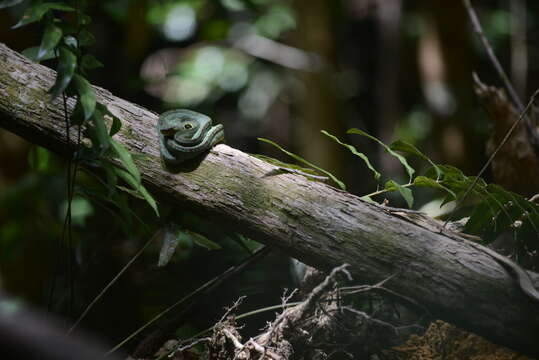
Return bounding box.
[463,0,525,113]
[67,230,160,335]
[104,246,271,357]
[443,89,539,228]
[363,182,414,199]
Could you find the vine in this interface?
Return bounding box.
[260,122,539,248]
[1,0,158,315]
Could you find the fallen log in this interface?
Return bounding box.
[1,43,538,356]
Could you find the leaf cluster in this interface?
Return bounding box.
[260,130,539,245]
[2,0,158,221]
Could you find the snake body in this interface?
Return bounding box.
[157,109,225,165]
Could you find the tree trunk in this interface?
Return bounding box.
[0,43,538,356]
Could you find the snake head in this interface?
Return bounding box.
[158,109,224,165]
[159,110,211,146]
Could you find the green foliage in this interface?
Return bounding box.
[321,130,381,180]
[59,196,94,226]
[384,180,413,208]
[325,128,539,244]
[110,140,141,185]
[80,54,103,70]
[37,23,62,61]
[2,0,159,221]
[463,184,539,243]
[22,46,56,61]
[72,74,96,120]
[347,128,415,181]
[157,222,224,267]
[48,46,76,99]
[12,2,74,29]
[257,137,346,190]
[412,176,456,199]
[28,146,51,172]
[83,105,109,152]
[389,140,442,180]
[113,167,159,217]
[251,154,325,177]
[158,225,181,267]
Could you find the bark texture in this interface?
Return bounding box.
[1,43,539,356]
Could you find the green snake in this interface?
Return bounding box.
[157,109,225,165]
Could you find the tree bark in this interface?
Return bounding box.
[1,43,538,356]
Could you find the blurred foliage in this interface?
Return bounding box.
[2,0,539,352]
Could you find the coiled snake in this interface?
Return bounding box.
[157,109,225,165]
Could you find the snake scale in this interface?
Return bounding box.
[157,109,225,165]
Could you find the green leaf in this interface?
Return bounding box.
[63,35,78,48]
[12,2,74,28]
[0,0,25,9]
[81,54,103,70]
[257,137,346,190]
[348,128,415,181]
[73,74,96,120]
[22,46,55,62]
[138,183,159,217]
[79,14,91,25]
[390,140,442,179]
[426,165,465,182]
[230,233,256,254]
[158,224,181,267]
[110,139,141,184]
[360,195,376,204]
[157,226,219,266]
[487,185,539,235]
[69,99,85,126]
[12,5,49,28]
[86,107,110,152]
[48,47,76,99]
[113,167,159,216]
[96,103,121,125]
[321,130,381,180]
[109,116,122,136]
[508,192,539,233]
[462,183,538,241]
[36,24,62,61]
[28,146,51,172]
[189,230,221,250]
[385,180,414,208]
[46,3,75,11]
[251,154,321,176]
[91,103,121,137]
[413,176,456,200]
[483,194,520,240]
[116,185,143,199]
[424,164,485,202]
[102,161,118,197]
[76,185,135,236]
[78,29,95,47]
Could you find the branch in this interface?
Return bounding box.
[463,0,524,112]
[1,43,539,356]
